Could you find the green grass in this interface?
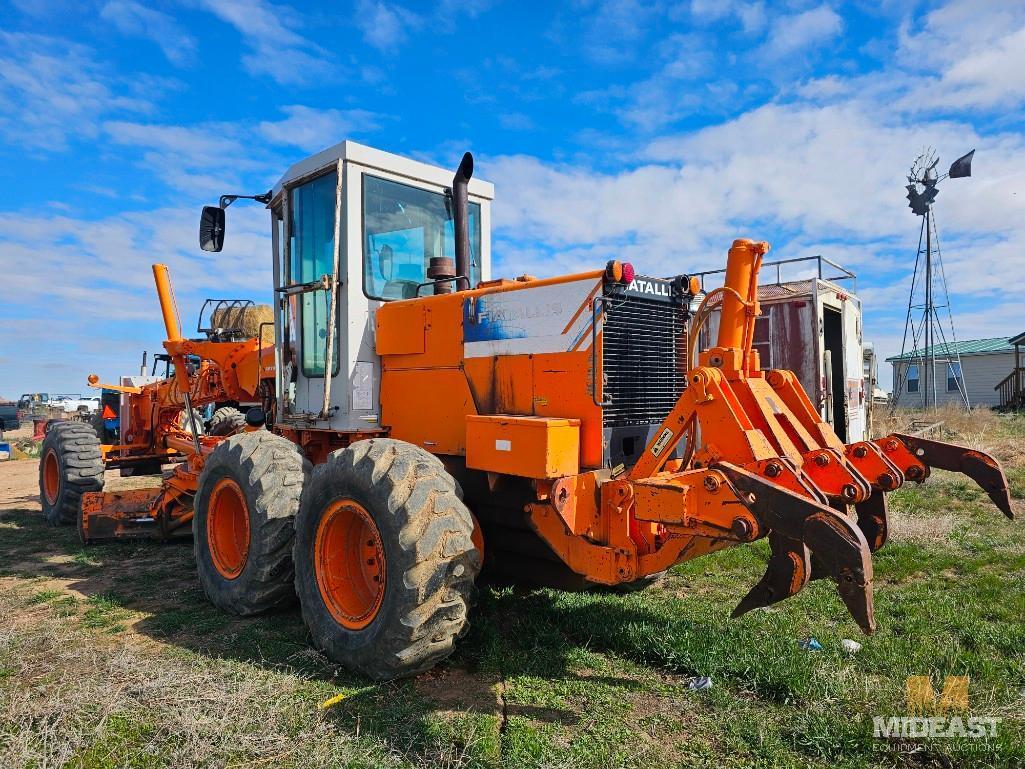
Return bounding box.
[1,412,1023,767]
[26,589,64,605]
[64,714,167,769]
[81,594,134,633]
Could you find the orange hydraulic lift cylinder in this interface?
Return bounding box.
[716,238,768,353]
[152,263,182,342]
[151,264,194,426]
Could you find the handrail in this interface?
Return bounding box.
[691,254,856,292]
[590,296,612,407]
[995,366,1025,409]
[994,367,1024,389]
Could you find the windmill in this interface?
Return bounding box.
[892,148,975,411]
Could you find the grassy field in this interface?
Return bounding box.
[1,409,1023,768]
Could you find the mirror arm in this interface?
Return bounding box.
[219,190,272,209]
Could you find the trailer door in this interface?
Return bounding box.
[843,297,866,442]
[822,305,847,442]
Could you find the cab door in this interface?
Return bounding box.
[286,168,343,422]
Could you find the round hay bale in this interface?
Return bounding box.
[211,304,275,343]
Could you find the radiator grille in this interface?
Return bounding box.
[601,291,689,428]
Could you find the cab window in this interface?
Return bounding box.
[363,174,480,300]
[290,171,339,377]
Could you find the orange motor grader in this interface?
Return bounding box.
[41,142,1013,680]
[38,268,277,540]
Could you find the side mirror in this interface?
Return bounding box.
[199,206,225,252]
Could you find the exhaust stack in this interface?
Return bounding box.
[452,152,473,291]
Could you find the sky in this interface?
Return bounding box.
[1,0,1023,399]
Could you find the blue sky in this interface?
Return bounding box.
[1,0,1023,398]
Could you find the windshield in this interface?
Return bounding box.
[363,174,480,300]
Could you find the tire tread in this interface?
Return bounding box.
[39,423,104,525]
[296,438,479,680]
[194,431,309,615]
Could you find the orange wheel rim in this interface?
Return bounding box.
[207,478,250,579]
[43,449,60,505]
[314,498,385,630]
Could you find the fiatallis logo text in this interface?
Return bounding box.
[626,278,671,298]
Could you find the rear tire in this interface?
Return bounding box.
[38,422,104,526]
[294,438,480,680]
[193,431,309,615]
[208,407,246,436]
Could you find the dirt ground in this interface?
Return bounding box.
[1,448,162,504]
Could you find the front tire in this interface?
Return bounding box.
[294,439,480,680]
[39,422,104,525]
[193,431,309,615]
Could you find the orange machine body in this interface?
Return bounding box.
[376,271,606,466]
[374,240,1013,631]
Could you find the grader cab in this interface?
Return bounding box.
[41,141,1014,680]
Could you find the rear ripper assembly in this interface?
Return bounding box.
[524,239,1012,632]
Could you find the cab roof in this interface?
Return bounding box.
[270,140,495,203]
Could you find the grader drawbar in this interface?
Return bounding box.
[39,144,1013,680]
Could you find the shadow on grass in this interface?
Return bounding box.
[0,507,340,679]
[0,503,794,695]
[0,504,700,763]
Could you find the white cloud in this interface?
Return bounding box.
[100,1,198,66]
[483,97,1025,365]
[498,112,535,131]
[897,1,1025,111]
[572,0,661,64]
[689,0,766,34]
[103,120,265,195]
[4,0,1023,390]
[352,0,496,50]
[197,0,332,85]
[795,1,1025,114]
[757,4,843,61]
[0,32,155,150]
[0,204,274,394]
[354,0,421,50]
[434,0,495,28]
[100,106,387,192]
[258,105,381,152]
[574,33,719,132]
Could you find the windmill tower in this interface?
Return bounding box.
[892,148,975,411]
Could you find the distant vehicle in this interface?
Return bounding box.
[51,396,99,415]
[17,392,50,411]
[0,401,18,432]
